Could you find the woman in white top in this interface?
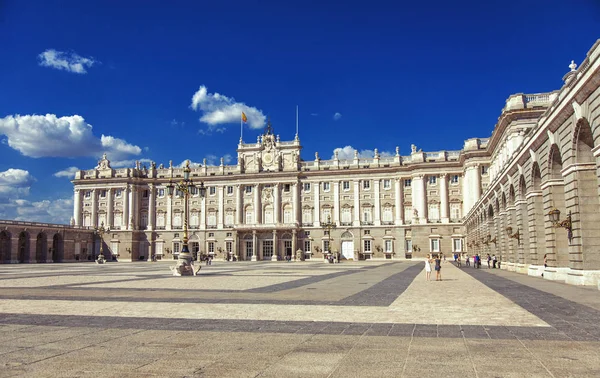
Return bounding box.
[424,254,432,281]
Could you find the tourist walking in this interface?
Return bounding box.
[425,254,432,281]
[465,254,470,267]
[487,254,491,269]
[456,253,461,267]
[492,254,497,268]
[434,254,442,281]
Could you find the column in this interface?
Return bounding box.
[107,188,114,228]
[353,181,360,226]
[200,194,206,229]
[274,183,280,224]
[292,183,299,224]
[374,179,381,226]
[166,191,172,230]
[91,189,98,227]
[271,230,278,261]
[395,178,403,224]
[123,185,130,231]
[236,185,243,224]
[254,184,261,224]
[251,230,257,261]
[526,190,543,266]
[292,229,297,260]
[128,186,135,230]
[333,182,340,224]
[218,186,224,228]
[73,189,82,226]
[313,182,320,226]
[440,174,449,223]
[148,184,155,230]
[412,175,426,224]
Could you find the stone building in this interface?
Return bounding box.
[67,39,600,290]
[72,124,480,263]
[464,39,600,286]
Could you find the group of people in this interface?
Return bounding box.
[450,253,501,269]
[424,253,443,281]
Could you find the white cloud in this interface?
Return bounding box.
[310,113,319,117]
[333,112,342,121]
[331,146,393,160]
[54,167,80,178]
[0,198,73,224]
[191,85,266,130]
[111,158,154,168]
[0,114,142,159]
[38,49,97,74]
[0,169,36,200]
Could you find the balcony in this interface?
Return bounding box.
[381,221,394,225]
[360,221,374,226]
[207,225,217,229]
[340,222,352,226]
[302,222,313,227]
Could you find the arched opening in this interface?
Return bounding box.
[571,118,600,271]
[52,234,64,262]
[516,176,530,266]
[0,231,11,263]
[18,231,30,263]
[547,144,569,270]
[528,162,544,266]
[36,233,47,263]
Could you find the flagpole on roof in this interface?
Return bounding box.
[295,105,299,140]
[240,112,243,143]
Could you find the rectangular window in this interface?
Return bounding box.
[364,230,370,235]
[85,191,91,198]
[284,209,292,223]
[142,190,149,198]
[430,238,440,252]
[383,179,391,189]
[226,232,232,237]
[100,190,106,198]
[246,241,253,258]
[385,240,392,252]
[284,184,290,192]
[323,240,330,253]
[209,186,216,196]
[304,240,311,252]
[208,241,214,253]
[304,231,310,237]
[322,208,331,222]
[302,209,312,224]
[453,239,463,252]
[246,211,253,224]
[342,181,350,191]
[226,241,232,253]
[303,183,311,192]
[406,239,412,252]
[363,180,370,190]
[262,240,273,258]
[481,166,489,175]
[323,182,330,192]
[173,242,180,254]
[227,186,234,195]
[341,208,352,224]
[208,232,214,237]
[450,203,462,221]
[404,179,412,187]
[450,175,459,184]
[115,189,122,197]
[428,204,440,221]
[364,240,372,253]
[429,176,437,185]
[245,186,252,194]
[158,188,165,197]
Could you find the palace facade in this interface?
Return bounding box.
[67,39,600,286]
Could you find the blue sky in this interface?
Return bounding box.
[0,0,599,223]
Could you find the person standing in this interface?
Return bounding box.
[457,253,462,267]
[492,254,497,269]
[487,254,491,269]
[434,254,442,281]
[465,254,470,267]
[425,254,432,281]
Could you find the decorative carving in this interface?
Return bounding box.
[97,153,111,170]
[411,144,417,154]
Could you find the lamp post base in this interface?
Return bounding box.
[170,252,199,276]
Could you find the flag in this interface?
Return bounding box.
[241,112,247,123]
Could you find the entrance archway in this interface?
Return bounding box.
[0,231,11,262]
[18,231,30,263]
[340,231,354,260]
[52,234,64,262]
[36,233,47,262]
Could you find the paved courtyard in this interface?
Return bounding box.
[1,260,599,377]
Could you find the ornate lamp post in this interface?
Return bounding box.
[166,160,205,273]
[322,215,337,261]
[95,222,109,261]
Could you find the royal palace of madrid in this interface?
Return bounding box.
[4,40,598,286]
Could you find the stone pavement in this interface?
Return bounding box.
[0,260,599,377]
